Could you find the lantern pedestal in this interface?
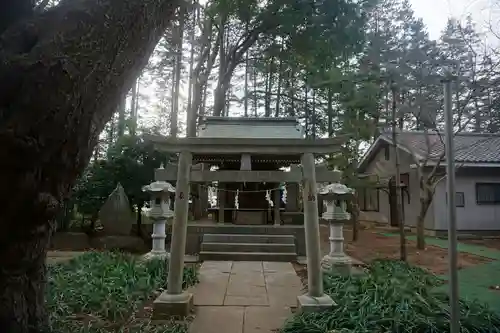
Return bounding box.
[142,181,176,261]
[297,293,336,313]
[319,183,354,274]
[144,217,171,260]
[321,221,352,274]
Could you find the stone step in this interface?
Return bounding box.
[191,224,304,236]
[203,233,295,244]
[199,251,297,262]
[201,242,296,253]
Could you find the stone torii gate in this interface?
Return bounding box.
[157,162,342,224]
[145,135,346,317]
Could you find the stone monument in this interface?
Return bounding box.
[142,180,176,259]
[319,182,354,273]
[98,183,134,235]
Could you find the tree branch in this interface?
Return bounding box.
[0,0,181,235]
[0,0,36,35]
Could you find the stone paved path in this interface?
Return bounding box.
[189,261,302,333]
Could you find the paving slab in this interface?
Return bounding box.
[263,261,296,273]
[227,272,266,287]
[192,282,228,306]
[264,271,303,288]
[200,261,233,273]
[244,306,293,333]
[192,261,231,306]
[190,261,302,333]
[226,283,267,297]
[189,306,244,333]
[267,285,302,307]
[224,294,268,306]
[231,261,263,272]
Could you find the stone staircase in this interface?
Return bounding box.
[199,232,298,262]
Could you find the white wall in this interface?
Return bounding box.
[433,172,500,231]
[362,142,435,228]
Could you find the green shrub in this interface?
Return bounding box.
[47,251,198,332]
[282,260,500,333]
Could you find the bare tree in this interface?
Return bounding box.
[410,132,446,249]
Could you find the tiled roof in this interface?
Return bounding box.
[198,116,304,139]
[380,131,500,164]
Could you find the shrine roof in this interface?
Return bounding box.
[198,116,304,139]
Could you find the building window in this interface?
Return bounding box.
[384,146,390,160]
[476,183,500,205]
[446,192,465,207]
[456,192,465,207]
[359,188,379,212]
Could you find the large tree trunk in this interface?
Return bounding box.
[304,81,309,137]
[264,56,274,117]
[287,68,295,117]
[0,223,53,332]
[274,55,282,118]
[187,14,219,136]
[170,14,185,137]
[212,29,261,117]
[130,77,139,136]
[311,88,316,138]
[117,96,126,139]
[213,15,226,117]
[253,60,258,116]
[186,5,197,119]
[244,44,249,117]
[327,88,333,137]
[0,0,180,331]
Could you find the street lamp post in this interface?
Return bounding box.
[442,70,460,333]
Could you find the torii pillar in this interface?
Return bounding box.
[152,151,193,318]
[297,152,335,312]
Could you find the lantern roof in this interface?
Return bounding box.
[318,183,354,195]
[142,181,176,193]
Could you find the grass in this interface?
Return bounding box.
[47,251,198,333]
[435,260,500,313]
[282,260,500,333]
[380,233,500,260]
[380,232,500,311]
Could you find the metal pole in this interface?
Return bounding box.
[391,81,406,261]
[443,77,460,333]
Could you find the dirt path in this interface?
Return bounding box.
[320,225,490,275]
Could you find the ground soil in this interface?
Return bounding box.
[319,224,491,275]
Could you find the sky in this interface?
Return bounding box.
[410,0,499,41]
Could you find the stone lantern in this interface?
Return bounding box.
[319,182,354,273]
[142,180,176,259]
